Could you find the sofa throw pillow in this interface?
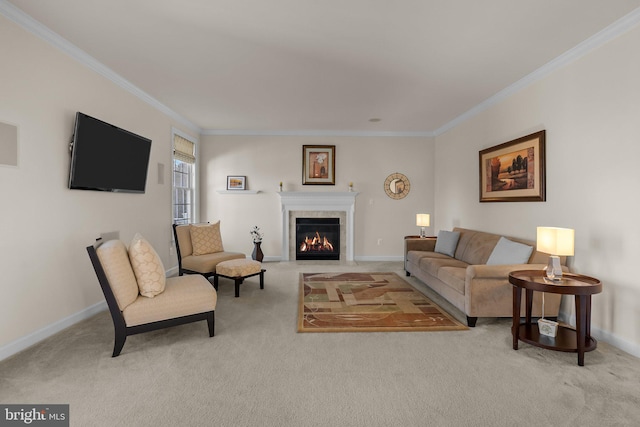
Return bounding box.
[190,222,224,256]
[486,237,534,265]
[434,230,460,257]
[129,233,166,298]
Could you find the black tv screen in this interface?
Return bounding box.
[68,112,152,193]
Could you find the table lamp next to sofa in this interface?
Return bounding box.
[536,226,575,281]
[416,214,430,238]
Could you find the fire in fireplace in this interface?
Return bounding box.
[296,218,340,260]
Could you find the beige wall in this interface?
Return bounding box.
[199,135,435,259]
[435,26,640,353]
[0,16,195,351]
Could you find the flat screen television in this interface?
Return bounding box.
[68,112,152,193]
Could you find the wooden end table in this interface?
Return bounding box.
[509,270,602,366]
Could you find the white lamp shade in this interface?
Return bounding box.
[416,214,430,227]
[537,227,575,256]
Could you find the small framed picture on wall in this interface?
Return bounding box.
[227,175,246,190]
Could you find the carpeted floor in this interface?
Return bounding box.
[1,261,640,426]
[299,272,467,332]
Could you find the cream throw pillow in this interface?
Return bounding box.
[129,233,166,298]
[190,222,224,255]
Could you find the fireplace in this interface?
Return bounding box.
[296,218,340,260]
[278,192,358,261]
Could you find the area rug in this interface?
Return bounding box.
[298,272,468,332]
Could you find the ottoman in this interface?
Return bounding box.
[214,259,265,297]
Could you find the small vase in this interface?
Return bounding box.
[252,241,264,262]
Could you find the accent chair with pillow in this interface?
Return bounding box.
[87,235,217,357]
[173,222,245,278]
[405,227,564,327]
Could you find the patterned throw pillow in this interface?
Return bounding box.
[128,233,166,298]
[190,222,224,255]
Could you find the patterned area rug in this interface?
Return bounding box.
[298,272,468,332]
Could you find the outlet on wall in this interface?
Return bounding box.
[377,238,383,246]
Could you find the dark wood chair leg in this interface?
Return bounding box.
[406,271,410,277]
[259,271,264,290]
[467,316,478,327]
[213,274,219,291]
[112,328,127,357]
[234,278,244,297]
[207,312,215,337]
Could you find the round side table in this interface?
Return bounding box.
[509,270,602,366]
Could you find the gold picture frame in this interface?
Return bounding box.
[302,145,335,185]
[479,130,546,202]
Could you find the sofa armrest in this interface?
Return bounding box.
[463,263,565,318]
[405,237,437,253]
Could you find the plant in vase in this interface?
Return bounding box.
[250,226,264,262]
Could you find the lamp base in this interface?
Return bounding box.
[419,227,427,238]
[545,256,563,281]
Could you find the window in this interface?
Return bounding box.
[172,132,197,225]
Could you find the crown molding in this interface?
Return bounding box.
[201,129,434,137]
[0,0,202,135]
[434,6,640,136]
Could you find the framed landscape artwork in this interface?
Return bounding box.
[479,130,546,202]
[227,175,246,190]
[302,145,335,185]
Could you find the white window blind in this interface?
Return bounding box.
[173,134,195,164]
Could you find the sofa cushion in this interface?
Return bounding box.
[122,274,217,327]
[434,230,460,257]
[406,250,452,266]
[456,230,501,265]
[190,222,224,255]
[96,240,139,310]
[419,257,469,277]
[486,237,534,265]
[129,233,166,298]
[437,267,467,295]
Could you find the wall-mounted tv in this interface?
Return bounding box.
[68,112,152,193]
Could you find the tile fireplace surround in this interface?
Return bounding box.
[278,192,358,261]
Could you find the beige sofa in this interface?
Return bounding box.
[405,227,564,327]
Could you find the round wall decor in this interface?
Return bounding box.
[384,173,410,199]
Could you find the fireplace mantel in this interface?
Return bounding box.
[278,192,358,261]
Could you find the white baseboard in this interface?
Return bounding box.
[563,314,640,359]
[354,255,404,262]
[0,301,108,362]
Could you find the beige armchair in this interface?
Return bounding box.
[173,222,245,277]
[87,238,217,357]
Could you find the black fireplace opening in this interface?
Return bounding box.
[296,218,340,260]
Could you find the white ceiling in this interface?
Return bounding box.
[5,0,640,135]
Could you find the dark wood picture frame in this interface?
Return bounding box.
[479,130,546,202]
[302,145,335,185]
[226,175,246,190]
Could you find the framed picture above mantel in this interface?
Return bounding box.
[479,130,546,202]
[302,145,335,185]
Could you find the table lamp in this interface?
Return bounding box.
[416,214,430,238]
[536,226,574,281]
